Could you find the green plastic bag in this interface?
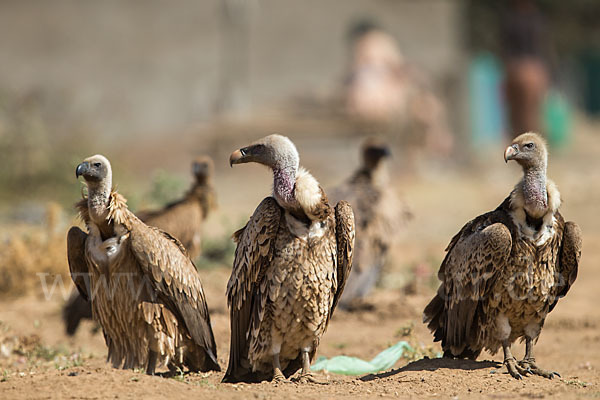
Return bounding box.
[311,341,413,376]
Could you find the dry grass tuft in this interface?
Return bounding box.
[0,204,71,298]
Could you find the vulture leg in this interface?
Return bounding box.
[294,349,328,385]
[518,337,560,379]
[146,350,158,376]
[272,353,287,383]
[502,341,529,379]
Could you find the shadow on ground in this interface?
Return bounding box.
[360,357,501,381]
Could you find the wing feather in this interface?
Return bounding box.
[550,220,581,312]
[330,200,355,319]
[223,197,282,383]
[67,226,91,301]
[127,214,220,371]
[424,208,513,358]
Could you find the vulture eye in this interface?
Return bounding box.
[94,162,102,167]
[240,148,247,156]
[523,143,534,150]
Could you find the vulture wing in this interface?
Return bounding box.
[424,207,514,358]
[550,220,582,312]
[126,215,220,371]
[223,197,282,383]
[330,200,355,318]
[67,226,91,301]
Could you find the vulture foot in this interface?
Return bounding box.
[519,358,560,379]
[293,372,328,385]
[504,356,529,380]
[272,368,291,384]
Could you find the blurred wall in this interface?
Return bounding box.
[0,0,462,137]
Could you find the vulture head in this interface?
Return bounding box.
[361,137,391,170]
[76,154,112,187]
[504,132,548,171]
[229,134,299,172]
[193,156,214,185]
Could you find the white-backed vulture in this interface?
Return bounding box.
[63,157,216,336]
[423,133,582,379]
[222,135,355,383]
[67,155,220,375]
[330,138,411,309]
[138,156,216,260]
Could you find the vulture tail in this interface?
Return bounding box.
[423,291,445,343]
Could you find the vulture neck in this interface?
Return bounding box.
[365,161,389,187]
[86,179,112,225]
[521,165,548,218]
[194,174,211,187]
[272,166,298,209]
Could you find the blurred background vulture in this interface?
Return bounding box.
[223,134,355,383]
[67,155,220,375]
[137,156,217,259]
[330,137,411,309]
[63,156,216,336]
[423,133,582,380]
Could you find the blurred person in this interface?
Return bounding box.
[345,20,408,123]
[501,0,551,138]
[344,20,453,157]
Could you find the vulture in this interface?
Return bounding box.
[223,134,355,384]
[423,132,581,379]
[67,155,220,375]
[137,156,217,260]
[62,157,216,336]
[329,138,411,309]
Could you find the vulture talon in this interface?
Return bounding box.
[520,357,559,379]
[293,372,329,385]
[272,370,290,385]
[505,357,527,380]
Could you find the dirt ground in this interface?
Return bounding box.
[0,120,599,399]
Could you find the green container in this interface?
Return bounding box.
[543,89,572,148]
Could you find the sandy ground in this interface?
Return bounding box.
[0,121,599,399]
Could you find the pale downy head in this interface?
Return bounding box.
[361,137,391,170]
[192,156,214,185]
[504,132,548,171]
[76,154,112,189]
[229,134,299,172]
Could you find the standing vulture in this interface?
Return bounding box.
[423,133,581,379]
[138,156,217,260]
[67,155,220,375]
[330,138,411,309]
[62,157,216,336]
[223,135,355,383]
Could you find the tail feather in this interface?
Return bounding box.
[423,290,482,360]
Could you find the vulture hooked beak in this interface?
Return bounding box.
[229,147,250,167]
[76,162,90,178]
[379,146,392,158]
[504,144,519,163]
[193,162,207,176]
